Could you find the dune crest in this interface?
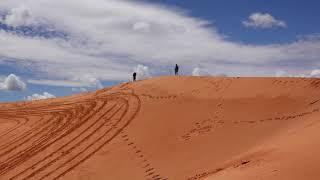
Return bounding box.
[1,76,320,180]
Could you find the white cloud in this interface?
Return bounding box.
[134,64,150,80]
[25,92,55,101]
[243,12,287,29]
[192,67,201,76]
[310,69,320,77]
[0,0,318,85]
[133,22,151,32]
[1,5,34,27]
[0,74,26,91]
[76,75,103,89]
[27,79,89,87]
[192,67,212,76]
[274,70,308,77]
[28,75,103,88]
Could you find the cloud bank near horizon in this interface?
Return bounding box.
[25,92,55,101]
[0,0,319,88]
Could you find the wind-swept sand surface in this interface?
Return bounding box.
[1,76,320,180]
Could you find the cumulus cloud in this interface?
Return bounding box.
[72,75,103,88]
[134,64,150,80]
[192,67,201,76]
[0,0,319,85]
[0,74,26,91]
[25,92,55,101]
[243,12,287,28]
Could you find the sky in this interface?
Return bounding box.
[0,0,320,102]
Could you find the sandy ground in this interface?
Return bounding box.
[0,76,320,180]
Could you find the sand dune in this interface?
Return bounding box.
[1,76,320,180]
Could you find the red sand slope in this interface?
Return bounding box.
[1,76,320,180]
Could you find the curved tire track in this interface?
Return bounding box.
[0,89,141,180]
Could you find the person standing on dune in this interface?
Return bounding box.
[175,64,179,76]
[133,72,137,81]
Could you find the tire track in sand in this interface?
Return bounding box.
[0,89,141,180]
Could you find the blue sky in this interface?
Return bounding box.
[151,0,320,44]
[0,0,320,102]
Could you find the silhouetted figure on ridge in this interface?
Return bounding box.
[133,72,137,81]
[175,64,179,76]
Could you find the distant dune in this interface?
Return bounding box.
[1,76,320,180]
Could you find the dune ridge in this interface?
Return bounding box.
[0,76,320,180]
